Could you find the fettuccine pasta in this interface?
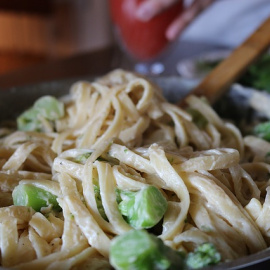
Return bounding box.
[0,69,269,269]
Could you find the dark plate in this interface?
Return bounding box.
[1,76,270,269]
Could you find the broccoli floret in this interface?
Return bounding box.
[186,243,221,269]
[33,95,64,121]
[73,152,93,164]
[187,108,208,129]
[238,53,270,91]
[253,121,270,141]
[17,107,43,132]
[110,229,185,270]
[118,186,168,229]
[73,152,119,165]
[17,95,64,132]
[89,175,167,226]
[93,183,108,221]
[12,184,61,212]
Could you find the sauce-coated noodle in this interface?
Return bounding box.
[0,69,268,269]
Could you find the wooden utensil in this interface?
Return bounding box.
[178,16,270,106]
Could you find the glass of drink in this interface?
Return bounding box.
[109,0,184,75]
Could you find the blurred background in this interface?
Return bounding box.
[0,0,270,78]
[0,0,113,75]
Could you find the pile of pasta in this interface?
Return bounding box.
[1,69,270,269]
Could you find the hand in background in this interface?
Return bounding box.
[136,0,216,41]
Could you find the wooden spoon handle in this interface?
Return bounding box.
[179,16,270,105]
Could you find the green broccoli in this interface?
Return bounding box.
[93,183,108,221]
[73,152,119,166]
[17,95,64,131]
[253,121,270,141]
[110,229,185,270]
[17,107,43,132]
[33,95,64,121]
[186,243,221,269]
[118,186,168,229]
[12,184,61,212]
[187,108,208,129]
[238,53,270,92]
[73,152,93,164]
